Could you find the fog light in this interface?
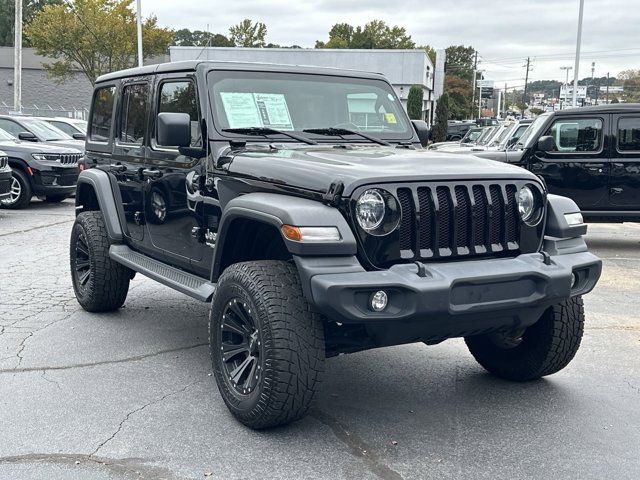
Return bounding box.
[370,290,388,312]
[571,272,578,289]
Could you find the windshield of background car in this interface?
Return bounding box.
[208,70,413,141]
[462,128,481,142]
[0,128,15,141]
[23,119,73,141]
[516,113,551,149]
[491,125,514,145]
[476,127,497,145]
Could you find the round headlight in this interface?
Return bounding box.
[356,189,386,230]
[517,185,542,225]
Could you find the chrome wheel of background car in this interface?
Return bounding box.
[151,189,167,222]
[219,299,262,396]
[74,232,92,290]
[0,177,20,206]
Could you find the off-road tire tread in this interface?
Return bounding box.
[70,211,130,312]
[465,296,585,381]
[210,261,325,429]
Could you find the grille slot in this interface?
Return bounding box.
[389,182,521,262]
[0,156,7,169]
[59,154,81,165]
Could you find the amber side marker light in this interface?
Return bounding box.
[281,225,341,243]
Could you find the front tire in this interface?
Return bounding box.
[70,211,131,312]
[210,261,325,429]
[465,296,585,381]
[0,169,32,209]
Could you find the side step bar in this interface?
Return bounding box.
[109,245,216,302]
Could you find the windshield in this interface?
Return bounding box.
[489,125,513,146]
[461,128,482,143]
[0,128,16,141]
[22,119,73,141]
[208,71,413,142]
[476,126,497,145]
[514,113,551,150]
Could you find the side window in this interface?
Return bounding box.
[0,119,22,137]
[50,121,75,136]
[157,81,201,147]
[618,117,640,152]
[89,86,116,142]
[119,83,148,145]
[547,118,603,153]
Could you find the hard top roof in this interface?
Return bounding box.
[553,103,640,115]
[95,60,388,84]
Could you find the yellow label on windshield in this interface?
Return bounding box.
[385,113,397,124]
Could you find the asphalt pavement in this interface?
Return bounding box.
[0,199,638,480]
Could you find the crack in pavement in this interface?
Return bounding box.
[310,409,405,480]
[0,453,190,480]
[0,219,74,237]
[89,380,205,459]
[0,343,208,374]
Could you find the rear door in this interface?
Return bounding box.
[528,114,610,211]
[609,114,640,208]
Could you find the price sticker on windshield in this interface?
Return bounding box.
[384,113,397,124]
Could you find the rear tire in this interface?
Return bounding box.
[70,211,131,312]
[0,169,32,209]
[210,261,325,429]
[465,296,585,381]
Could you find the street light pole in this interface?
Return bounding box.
[560,66,572,109]
[571,0,585,108]
[136,0,143,67]
[13,0,22,113]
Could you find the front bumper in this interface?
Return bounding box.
[30,163,79,197]
[298,248,601,331]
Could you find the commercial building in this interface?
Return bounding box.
[170,47,443,125]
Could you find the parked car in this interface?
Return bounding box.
[71,60,601,429]
[474,104,640,221]
[36,116,88,139]
[429,126,484,150]
[446,121,476,140]
[433,125,499,153]
[0,115,85,152]
[0,127,82,208]
[0,150,11,201]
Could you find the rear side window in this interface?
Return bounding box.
[546,118,603,153]
[158,81,201,147]
[618,117,640,151]
[90,86,115,142]
[119,83,149,144]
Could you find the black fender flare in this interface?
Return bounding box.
[211,192,357,281]
[75,169,124,242]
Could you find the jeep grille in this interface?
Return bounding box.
[59,154,82,165]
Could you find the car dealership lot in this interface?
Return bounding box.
[0,201,638,480]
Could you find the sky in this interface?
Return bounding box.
[142,0,640,88]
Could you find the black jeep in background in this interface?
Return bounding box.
[475,104,640,222]
[70,61,601,429]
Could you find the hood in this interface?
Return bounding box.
[472,150,525,164]
[45,139,85,152]
[228,145,539,196]
[0,139,83,156]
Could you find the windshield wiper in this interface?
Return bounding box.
[303,127,391,146]
[222,127,317,145]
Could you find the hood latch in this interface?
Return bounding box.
[322,180,344,207]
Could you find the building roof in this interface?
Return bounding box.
[96,59,389,83]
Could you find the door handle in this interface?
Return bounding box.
[109,163,127,172]
[142,168,162,179]
[586,167,603,173]
[611,187,623,195]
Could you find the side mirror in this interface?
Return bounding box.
[537,135,555,152]
[72,132,86,141]
[18,131,38,142]
[157,112,191,148]
[411,120,430,147]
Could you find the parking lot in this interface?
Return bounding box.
[0,199,638,480]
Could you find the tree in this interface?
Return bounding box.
[433,93,450,142]
[0,0,61,46]
[419,45,436,65]
[444,45,475,82]
[25,0,172,85]
[229,18,267,48]
[619,69,640,102]
[407,85,423,120]
[316,20,415,49]
[444,75,472,120]
[172,28,234,47]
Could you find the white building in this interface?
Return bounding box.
[170,47,441,124]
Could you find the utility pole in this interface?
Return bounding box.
[13,0,22,113]
[470,50,478,119]
[560,66,573,109]
[522,57,531,116]
[504,83,508,116]
[591,61,597,105]
[606,72,610,103]
[136,0,143,67]
[572,0,585,107]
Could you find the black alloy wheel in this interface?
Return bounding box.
[73,231,92,292]
[218,298,262,396]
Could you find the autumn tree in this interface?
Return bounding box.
[229,19,267,48]
[444,75,472,120]
[25,0,172,84]
[316,20,415,49]
[0,0,61,46]
[407,85,423,120]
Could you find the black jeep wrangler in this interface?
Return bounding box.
[71,61,602,429]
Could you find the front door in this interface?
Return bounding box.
[609,114,640,208]
[528,114,610,211]
[144,75,217,276]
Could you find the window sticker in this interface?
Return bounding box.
[385,113,397,124]
[220,92,294,130]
